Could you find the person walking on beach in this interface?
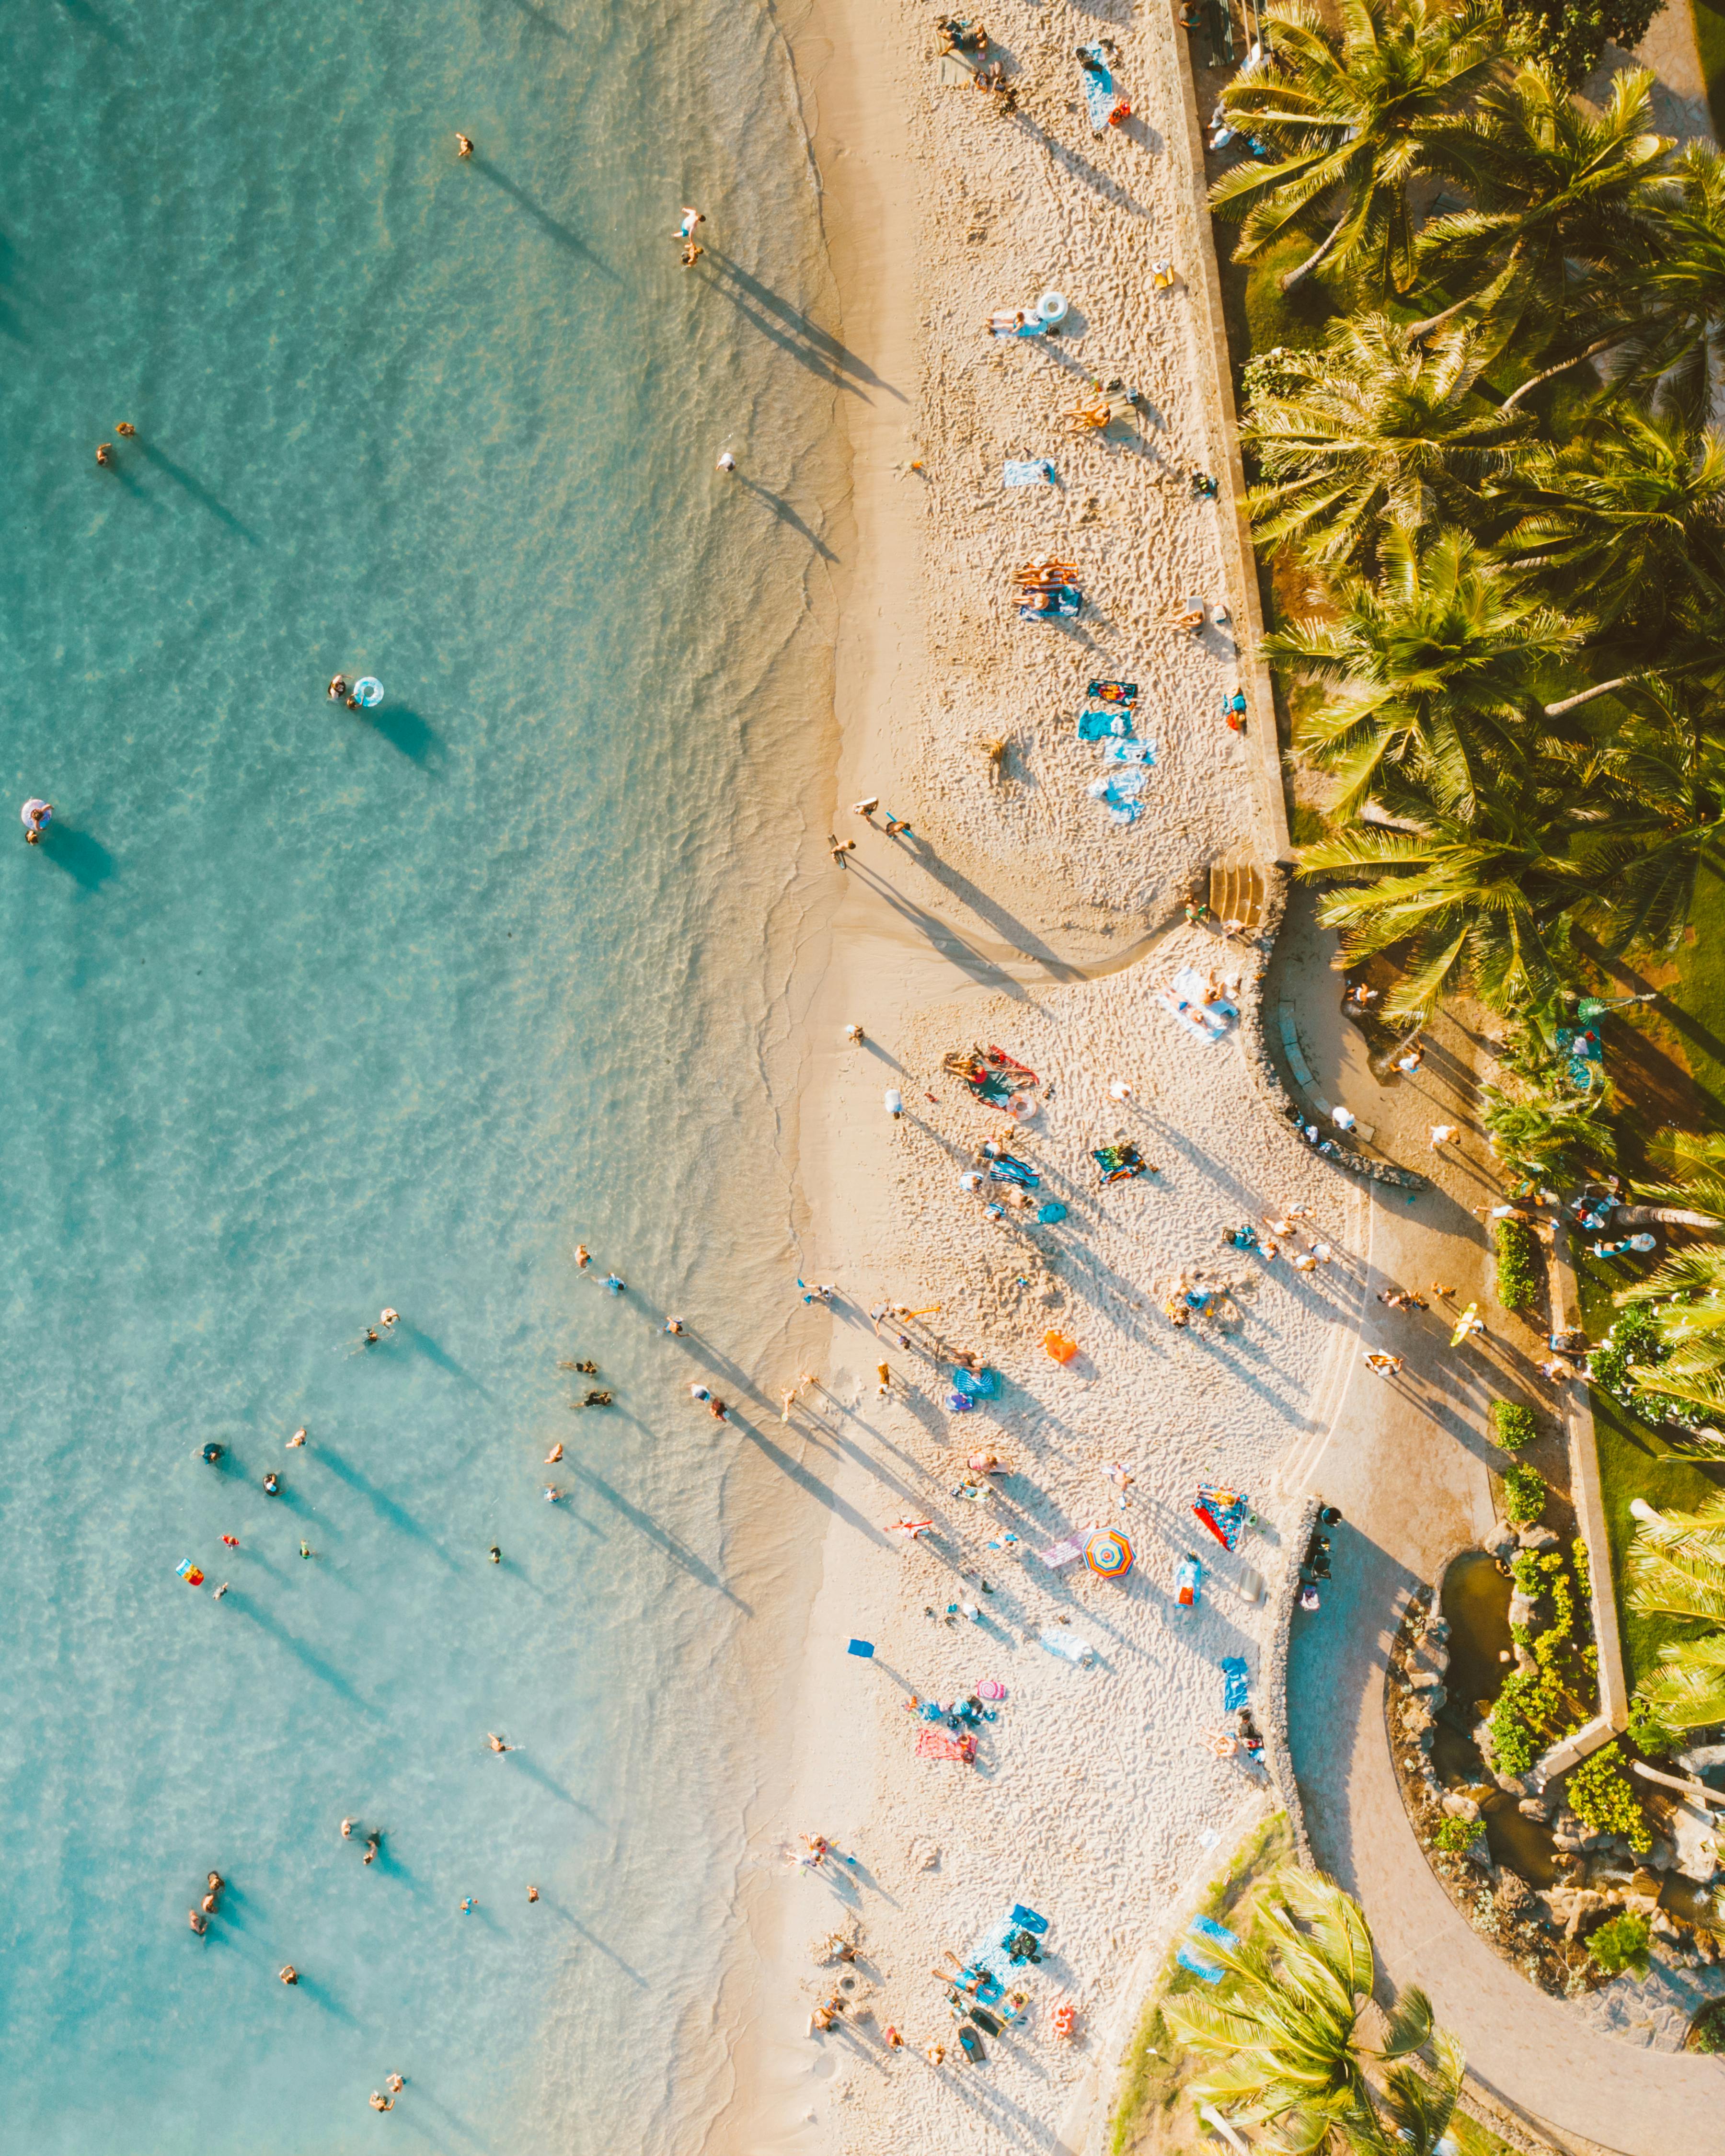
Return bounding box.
[876,1360,892,1397]
[1363,1351,1403,1376]
[851,798,879,820]
[664,1315,683,1334]
[681,241,703,267]
[456,133,474,158]
[883,813,910,837]
[717,450,736,473]
[678,206,704,239]
[844,1022,864,1044]
[1429,1123,1460,1149]
[829,834,855,865]
[603,1273,626,1294]
[575,1245,591,1270]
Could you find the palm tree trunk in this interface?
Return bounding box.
[1279,206,1351,293]
[1544,676,1641,717]
[1615,1205,1725,1229]
[1503,331,1631,413]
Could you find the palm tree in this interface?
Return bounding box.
[1211,0,1503,294]
[1267,523,1574,819]
[1566,685,1725,954]
[1242,314,1531,566]
[1617,141,1725,431]
[1626,1493,1725,1729]
[1417,65,1671,384]
[1164,1867,1440,2152]
[1355,2034,1469,2156]
[1616,1248,1725,1421]
[1614,1132,1725,1229]
[1293,742,1604,1021]
[1492,408,1725,646]
[1481,1083,1616,1185]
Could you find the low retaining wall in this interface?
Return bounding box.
[1261,1490,1321,1867]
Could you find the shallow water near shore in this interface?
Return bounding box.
[0,2,844,2148]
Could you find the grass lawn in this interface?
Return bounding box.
[1576,849,1725,1695]
[1577,1253,1725,1694]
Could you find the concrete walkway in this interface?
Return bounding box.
[1269,890,1725,2156]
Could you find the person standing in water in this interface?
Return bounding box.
[456,133,474,158]
[575,1245,591,1271]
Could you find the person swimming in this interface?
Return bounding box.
[456,132,474,158]
[363,1833,380,1865]
[263,1472,281,1495]
[21,799,52,845]
[328,674,348,700]
[489,1544,502,1563]
[288,1426,307,1447]
[189,1908,207,1934]
[380,1307,399,1330]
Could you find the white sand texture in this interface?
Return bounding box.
[729,1,1371,2151]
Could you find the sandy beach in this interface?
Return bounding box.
[719,1,1371,2147]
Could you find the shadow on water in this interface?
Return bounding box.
[402,1322,491,1396]
[707,253,905,401]
[563,1458,751,1610]
[41,824,117,891]
[317,1447,460,1571]
[57,0,130,46]
[134,439,261,544]
[228,1594,379,1716]
[736,475,837,562]
[536,1889,650,1985]
[470,158,621,283]
[360,703,443,769]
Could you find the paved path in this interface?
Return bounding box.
[1269,890,1725,2156]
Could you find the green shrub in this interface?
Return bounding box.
[1505,0,1662,86]
[1492,1401,1537,1451]
[1573,1537,1591,1603]
[1627,1693,1680,1763]
[1588,1302,1703,1431]
[1488,1666,1570,1774]
[1504,1464,1547,1525]
[1587,1910,1652,1978]
[1495,1218,1540,1310]
[1432,1816,1483,1853]
[1568,1743,1653,1856]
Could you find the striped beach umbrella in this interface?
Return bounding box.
[1084,1528,1134,1580]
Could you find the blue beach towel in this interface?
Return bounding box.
[1078,43,1117,132]
[1078,710,1134,741]
[1103,739,1155,766]
[1220,1656,1249,1712]
[1003,459,1056,487]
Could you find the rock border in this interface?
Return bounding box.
[1261,1489,1320,1867]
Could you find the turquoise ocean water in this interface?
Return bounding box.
[0,2,845,2147]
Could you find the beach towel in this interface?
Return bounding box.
[989,1156,1040,1189]
[1108,803,1141,826]
[1010,1904,1049,1936]
[1196,1484,1251,1550]
[1088,679,1137,703]
[1220,1656,1249,1713]
[1093,763,1148,798]
[917,1727,976,1763]
[1158,965,1238,1044]
[1003,459,1056,487]
[1077,710,1134,741]
[1078,43,1123,132]
[1039,1625,1095,1664]
[1036,1539,1084,1569]
[1177,1911,1238,1983]
[1103,739,1156,766]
